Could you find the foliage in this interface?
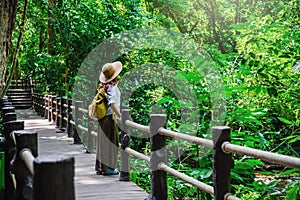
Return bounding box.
[7,0,300,199]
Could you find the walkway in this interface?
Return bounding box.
[16,109,147,200]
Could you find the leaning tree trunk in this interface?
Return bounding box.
[3,0,28,95]
[0,0,18,98]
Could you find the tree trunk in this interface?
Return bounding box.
[0,0,18,98]
[3,0,28,95]
[47,0,56,55]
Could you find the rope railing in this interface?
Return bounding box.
[222,142,300,168]
[158,162,214,195]
[158,127,214,148]
[125,147,150,163]
[125,120,150,133]
[30,94,300,200]
[119,109,300,200]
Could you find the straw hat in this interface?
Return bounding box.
[99,61,122,83]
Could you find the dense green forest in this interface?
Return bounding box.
[1,0,299,199]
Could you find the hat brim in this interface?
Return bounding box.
[99,61,122,83]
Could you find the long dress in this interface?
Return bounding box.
[95,85,120,174]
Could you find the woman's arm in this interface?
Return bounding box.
[111,103,121,118]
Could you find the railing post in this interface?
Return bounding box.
[28,75,33,95]
[44,94,48,119]
[1,97,9,107]
[2,107,15,117]
[37,94,40,116]
[119,109,130,181]
[3,113,17,123]
[48,95,52,122]
[2,121,24,200]
[67,99,73,138]
[74,101,82,144]
[32,93,36,112]
[86,117,95,153]
[146,114,167,200]
[35,94,39,115]
[51,96,57,125]
[11,130,38,200]
[1,101,12,111]
[39,94,44,117]
[56,97,61,128]
[212,126,234,200]
[33,155,75,200]
[61,97,68,132]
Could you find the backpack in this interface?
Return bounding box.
[88,88,108,120]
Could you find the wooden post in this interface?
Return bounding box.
[146,114,167,200]
[44,95,48,119]
[11,130,38,200]
[51,96,57,125]
[33,155,75,200]
[212,126,234,200]
[3,113,17,123]
[61,97,68,131]
[73,101,82,144]
[2,107,15,116]
[48,95,52,122]
[36,94,39,115]
[2,121,24,200]
[39,94,44,117]
[0,98,9,109]
[31,94,35,111]
[41,94,45,117]
[2,101,12,107]
[35,94,39,115]
[56,97,61,128]
[86,117,95,153]
[119,109,130,181]
[67,99,73,137]
[0,102,12,122]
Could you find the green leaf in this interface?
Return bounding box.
[285,184,299,200]
[231,171,244,182]
[280,168,300,176]
[258,133,267,149]
[245,159,264,168]
[278,117,294,125]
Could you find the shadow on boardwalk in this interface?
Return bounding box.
[16,109,147,200]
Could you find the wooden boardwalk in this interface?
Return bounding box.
[16,109,148,200]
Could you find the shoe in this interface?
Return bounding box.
[96,170,103,175]
[103,169,119,175]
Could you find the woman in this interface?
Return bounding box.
[95,61,122,175]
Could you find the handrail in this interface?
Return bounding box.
[91,131,97,137]
[158,127,213,148]
[222,142,300,168]
[78,125,88,132]
[20,148,34,174]
[125,147,150,163]
[78,107,88,114]
[158,162,214,195]
[125,120,150,133]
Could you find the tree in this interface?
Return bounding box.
[0,0,18,98]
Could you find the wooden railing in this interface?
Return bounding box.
[9,75,41,93]
[0,98,75,200]
[31,94,300,200]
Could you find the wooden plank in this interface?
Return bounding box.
[16,109,148,200]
